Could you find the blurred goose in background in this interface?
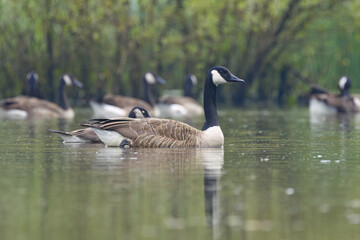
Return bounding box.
[0,71,40,119]
[0,74,83,119]
[90,72,166,118]
[158,73,203,118]
[309,76,360,115]
[49,106,152,144]
[82,66,244,148]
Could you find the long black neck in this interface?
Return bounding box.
[184,80,193,98]
[143,79,156,106]
[58,81,69,110]
[341,89,350,97]
[27,80,37,97]
[202,76,219,131]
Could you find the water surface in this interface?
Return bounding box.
[1,108,360,240]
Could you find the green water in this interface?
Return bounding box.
[1,108,360,240]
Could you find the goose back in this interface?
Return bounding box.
[90,72,166,118]
[51,106,152,144]
[83,117,202,148]
[158,73,203,118]
[309,76,360,114]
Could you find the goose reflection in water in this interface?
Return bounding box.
[93,147,224,239]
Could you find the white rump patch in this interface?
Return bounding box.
[158,103,188,118]
[199,126,224,147]
[354,97,360,107]
[338,76,347,90]
[145,72,156,85]
[63,74,72,86]
[89,101,126,118]
[0,109,28,119]
[211,70,227,86]
[93,128,124,147]
[309,98,337,115]
[58,134,90,143]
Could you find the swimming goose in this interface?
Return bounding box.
[158,73,204,118]
[0,74,83,119]
[0,71,40,119]
[82,66,244,148]
[49,106,152,143]
[309,76,360,114]
[90,72,166,118]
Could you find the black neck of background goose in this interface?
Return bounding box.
[184,76,193,98]
[341,89,350,97]
[27,79,37,97]
[143,78,156,107]
[58,79,69,110]
[202,74,219,131]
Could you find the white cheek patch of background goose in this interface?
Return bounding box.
[145,72,156,85]
[63,74,72,86]
[338,76,347,90]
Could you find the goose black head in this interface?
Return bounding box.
[184,73,198,97]
[186,73,197,87]
[144,72,167,85]
[61,74,83,88]
[26,71,39,85]
[209,66,245,86]
[128,106,152,118]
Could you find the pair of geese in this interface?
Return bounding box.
[91,72,203,119]
[52,66,245,148]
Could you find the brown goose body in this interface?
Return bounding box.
[0,95,73,119]
[84,66,245,148]
[309,76,360,114]
[158,73,203,118]
[49,128,100,143]
[311,93,360,113]
[84,117,204,148]
[103,94,154,116]
[51,106,152,144]
[0,74,82,119]
[90,72,166,118]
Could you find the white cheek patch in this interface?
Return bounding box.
[338,76,347,90]
[63,74,72,86]
[190,75,197,85]
[211,70,227,86]
[134,109,143,118]
[145,72,156,85]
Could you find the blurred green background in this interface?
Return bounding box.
[0,0,359,106]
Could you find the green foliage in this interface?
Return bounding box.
[0,0,359,106]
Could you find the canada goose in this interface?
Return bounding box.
[158,73,203,118]
[49,106,152,143]
[0,71,40,119]
[90,72,166,118]
[309,76,360,115]
[0,74,83,119]
[82,66,244,148]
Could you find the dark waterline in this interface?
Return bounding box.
[0,108,360,240]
